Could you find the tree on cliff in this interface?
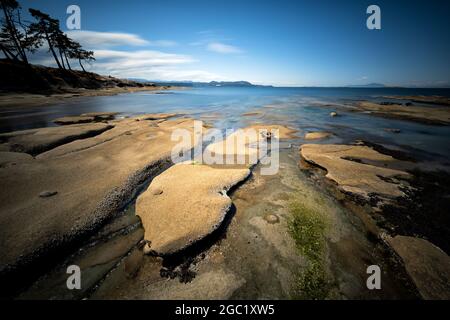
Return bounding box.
[28,8,95,72]
[28,8,64,69]
[0,0,39,63]
[67,40,95,72]
[1,1,96,73]
[54,30,73,70]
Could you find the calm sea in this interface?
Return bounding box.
[1,86,450,162]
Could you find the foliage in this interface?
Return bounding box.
[1,0,94,71]
[288,201,332,299]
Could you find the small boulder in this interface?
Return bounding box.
[330,112,338,117]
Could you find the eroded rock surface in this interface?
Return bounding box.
[247,124,297,139]
[305,131,332,140]
[0,117,198,287]
[0,123,113,155]
[0,151,33,166]
[204,124,296,166]
[354,101,450,125]
[136,163,250,255]
[135,113,178,121]
[383,95,450,106]
[386,235,450,300]
[300,144,412,200]
[54,115,96,125]
[54,112,118,125]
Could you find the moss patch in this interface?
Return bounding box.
[288,202,331,299]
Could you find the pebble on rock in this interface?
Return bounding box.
[151,188,163,195]
[39,191,58,198]
[264,214,280,224]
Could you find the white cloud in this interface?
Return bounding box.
[93,49,194,65]
[25,30,224,82]
[82,50,221,82]
[148,40,177,47]
[65,30,176,49]
[114,66,223,82]
[207,42,243,54]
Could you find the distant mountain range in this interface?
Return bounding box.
[346,83,386,88]
[127,79,272,88]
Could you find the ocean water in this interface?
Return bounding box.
[1,86,450,162]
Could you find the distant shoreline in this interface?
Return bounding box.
[0,86,179,109]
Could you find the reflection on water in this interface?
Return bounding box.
[1,86,450,161]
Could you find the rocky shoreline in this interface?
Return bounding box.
[299,139,450,299]
[0,96,449,300]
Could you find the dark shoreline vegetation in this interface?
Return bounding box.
[0,59,159,94]
[0,0,163,94]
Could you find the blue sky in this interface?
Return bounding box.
[18,0,450,86]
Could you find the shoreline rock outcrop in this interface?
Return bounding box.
[304,131,333,140]
[353,101,450,125]
[0,123,113,155]
[136,163,250,255]
[386,235,450,300]
[300,144,412,201]
[0,116,199,294]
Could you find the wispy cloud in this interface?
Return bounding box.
[207,42,243,54]
[83,49,197,78]
[78,50,220,82]
[25,30,224,82]
[66,30,176,49]
[147,40,178,47]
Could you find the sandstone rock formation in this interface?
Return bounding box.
[300,144,411,200]
[54,112,118,125]
[204,124,296,166]
[135,113,178,121]
[386,235,450,300]
[0,123,113,155]
[304,131,333,140]
[136,163,250,255]
[0,116,198,284]
[355,101,450,125]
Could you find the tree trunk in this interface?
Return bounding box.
[78,58,86,72]
[64,52,72,70]
[59,49,66,69]
[45,31,62,69]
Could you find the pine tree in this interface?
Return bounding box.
[0,0,39,63]
[28,8,63,69]
[67,40,95,73]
